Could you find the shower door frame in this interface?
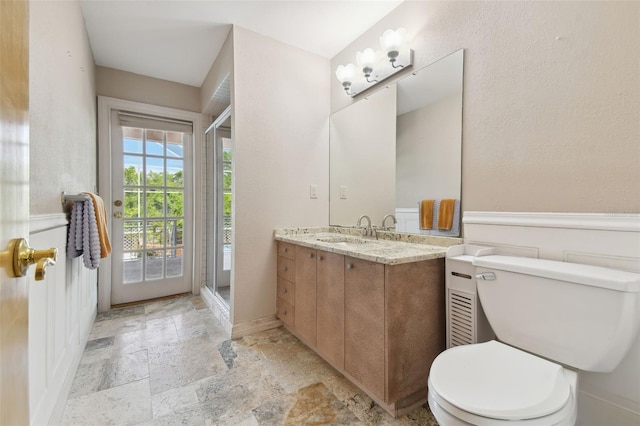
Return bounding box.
[205,106,233,308]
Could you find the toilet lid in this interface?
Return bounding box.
[430,340,571,420]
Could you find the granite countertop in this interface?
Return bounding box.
[274,227,462,265]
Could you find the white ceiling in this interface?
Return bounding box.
[80,0,404,87]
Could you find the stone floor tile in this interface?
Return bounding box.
[190,296,208,310]
[172,309,219,341]
[151,382,199,418]
[251,397,296,425]
[285,382,364,425]
[99,349,149,391]
[61,379,152,426]
[209,411,260,426]
[113,329,148,356]
[145,316,180,344]
[151,399,226,426]
[96,305,145,322]
[80,336,115,365]
[64,295,438,425]
[67,358,109,399]
[148,334,228,395]
[145,297,195,321]
[194,367,283,418]
[89,314,146,340]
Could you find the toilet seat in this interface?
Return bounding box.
[428,341,577,425]
[428,388,575,426]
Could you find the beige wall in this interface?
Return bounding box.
[232,27,330,325]
[396,94,462,207]
[30,0,96,215]
[96,66,201,113]
[331,1,640,213]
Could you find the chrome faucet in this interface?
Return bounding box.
[356,215,371,228]
[381,214,397,231]
[356,215,375,238]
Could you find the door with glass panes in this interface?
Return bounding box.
[110,112,192,304]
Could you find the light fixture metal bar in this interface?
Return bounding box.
[348,48,414,97]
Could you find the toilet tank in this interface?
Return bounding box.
[472,255,640,373]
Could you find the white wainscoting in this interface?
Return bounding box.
[28,214,97,426]
[463,212,640,426]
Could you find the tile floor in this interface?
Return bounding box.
[60,295,438,425]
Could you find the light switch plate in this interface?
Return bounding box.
[340,186,347,199]
[310,184,318,199]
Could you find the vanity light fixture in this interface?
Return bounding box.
[335,64,356,96]
[356,48,380,83]
[336,28,413,97]
[380,28,408,68]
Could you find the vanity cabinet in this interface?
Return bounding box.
[276,241,445,416]
[344,257,385,399]
[276,242,296,328]
[316,250,345,369]
[294,245,317,345]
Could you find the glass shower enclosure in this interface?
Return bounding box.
[205,107,232,307]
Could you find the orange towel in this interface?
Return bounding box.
[438,199,456,230]
[83,192,112,258]
[420,200,434,230]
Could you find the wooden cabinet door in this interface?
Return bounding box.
[316,250,344,369]
[385,259,445,404]
[344,256,385,400]
[294,245,317,346]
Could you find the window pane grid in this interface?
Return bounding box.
[122,126,185,284]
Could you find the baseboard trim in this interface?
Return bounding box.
[231,315,282,340]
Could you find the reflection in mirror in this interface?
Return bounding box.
[329,86,397,227]
[329,49,464,236]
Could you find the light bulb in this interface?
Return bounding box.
[356,48,380,82]
[356,48,379,69]
[335,64,356,83]
[380,28,407,52]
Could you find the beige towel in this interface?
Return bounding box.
[438,199,456,230]
[420,200,434,230]
[83,192,112,258]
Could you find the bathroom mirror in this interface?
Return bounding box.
[329,49,463,235]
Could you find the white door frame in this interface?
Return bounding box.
[97,96,205,312]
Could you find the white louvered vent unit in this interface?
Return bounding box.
[448,290,476,347]
[445,246,495,349]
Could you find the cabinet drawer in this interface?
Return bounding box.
[278,242,296,260]
[277,298,295,328]
[277,276,295,305]
[277,256,295,281]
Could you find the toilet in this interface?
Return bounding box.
[428,255,640,425]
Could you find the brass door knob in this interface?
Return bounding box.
[9,238,57,281]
